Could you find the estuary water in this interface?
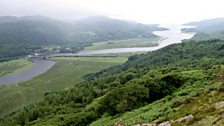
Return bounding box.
[0,25,195,85]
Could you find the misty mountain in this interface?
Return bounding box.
[185,17,224,27]
[182,17,224,40]
[0,16,19,23]
[72,16,164,41]
[0,16,165,61]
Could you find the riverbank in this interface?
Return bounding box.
[0,58,55,86]
[0,56,127,117]
[83,37,160,51]
[0,24,195,86]
[52,25,195,56]
[0,58,34,77]
[0,24,196,119]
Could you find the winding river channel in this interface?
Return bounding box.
[0,58,55,86]
[0,25,195,86]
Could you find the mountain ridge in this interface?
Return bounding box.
[0,15,165,61]
[182,17,224,41]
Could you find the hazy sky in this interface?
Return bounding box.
[0,0,224,24]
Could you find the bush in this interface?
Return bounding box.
[143,74,184,102]
[64,111,99,126]
[99,84,149,115]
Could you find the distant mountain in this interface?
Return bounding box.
[74,16,164,41]
[185,17,224,26]
[182,17,224,40]
[0,16,165,61]
[0,16,71,61]
[0,16,19,23]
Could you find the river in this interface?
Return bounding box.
[0,58,55,86]
[0,24,195,86]
[55,25,195,56]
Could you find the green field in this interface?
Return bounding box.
[83,38,160,51]
[0,58,34,77]
[0,56,127,117]
[81,51,146,58]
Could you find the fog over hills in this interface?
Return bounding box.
[0,15,165,61]
[182,17,224,40]
[1,0,224,24]
[2,0,224,126]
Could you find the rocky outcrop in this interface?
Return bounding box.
[157,121,171,126]
[175,114,193,123]
[135,124,156,126]
[114,121,127,126]
[134,121,171,126]
[214,101,224,109]
[134,114,193,126]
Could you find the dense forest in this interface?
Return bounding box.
[1,39,224,125]
[0,16,165,61]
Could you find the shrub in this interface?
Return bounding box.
[99,83,148,115]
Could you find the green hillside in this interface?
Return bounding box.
[1,39,224,125]
[182,18,224,40]
[0,16,165,61]
[0,56,126,118]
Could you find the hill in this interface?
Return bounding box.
[0,16,165,61]
[182,17,224,40]
[1,39,224,125]
[184,17,224,27]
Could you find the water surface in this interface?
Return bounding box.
[0,25,195,85]
[58,25,195,56]
[0,58,55,86]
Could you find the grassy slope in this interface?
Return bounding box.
[83,38,159,51]
[87,40,224,126]
[3,40,224,126]
[0,58,33,77]
[22,58,224,126]
[0,57,127,117]
[90,68,223,126]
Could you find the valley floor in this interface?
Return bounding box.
[83,38,160,51]
[0,56,127,117]
[2,40,224,126]
[0,58,34,77]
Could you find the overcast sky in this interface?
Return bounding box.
[0,0,224,24]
